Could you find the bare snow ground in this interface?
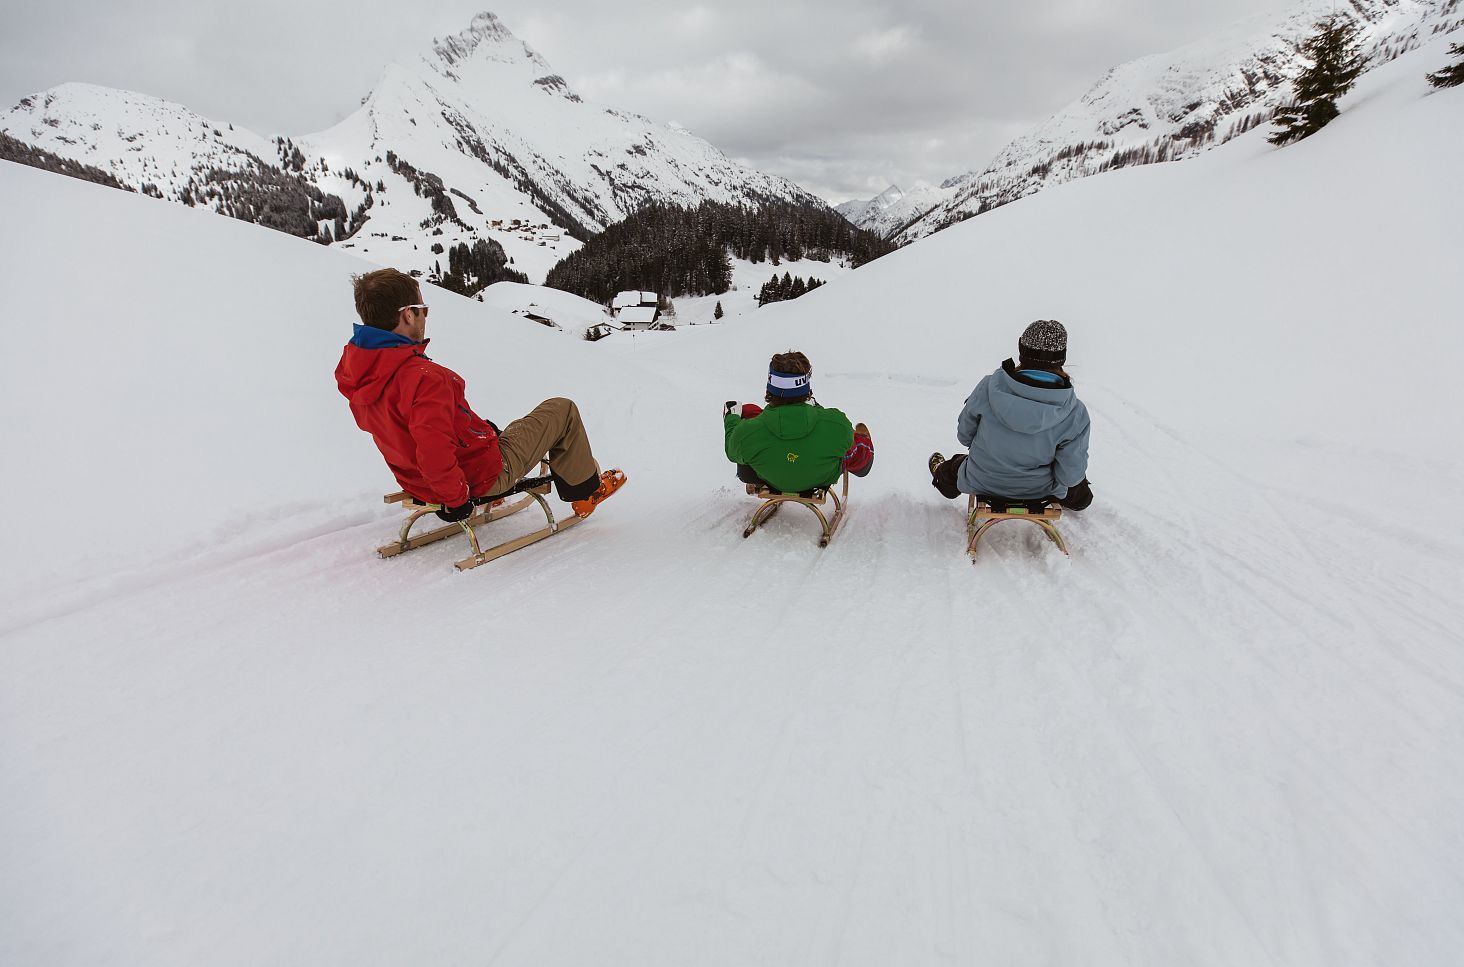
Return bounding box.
[2,42,1463,967]
[671,256,855,327]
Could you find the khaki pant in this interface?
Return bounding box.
[488,397,600,499]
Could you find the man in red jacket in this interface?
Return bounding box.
[336,268,624,521]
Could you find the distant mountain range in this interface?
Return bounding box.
[839,0,1462,243]
[8,1,1459,270]
[0,11,823,283]
[832,185,903,225]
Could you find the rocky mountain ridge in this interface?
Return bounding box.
[0,12,824,284]
[842,0,1462,243]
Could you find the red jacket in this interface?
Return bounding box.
[335,336,503,506]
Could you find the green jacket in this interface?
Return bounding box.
[725,403,854,493]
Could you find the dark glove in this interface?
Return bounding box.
[723,400,740,416]
[435,499,474,522]
[1060,478,1093,511]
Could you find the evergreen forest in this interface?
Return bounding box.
[756,273,827,306]
[544,201,896,305]
[429,239,529,296]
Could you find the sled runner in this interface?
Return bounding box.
[377,464,580,570]
[742,471,848,547]
[966,494,1068,560]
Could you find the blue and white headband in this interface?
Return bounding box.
[767,368,812,398]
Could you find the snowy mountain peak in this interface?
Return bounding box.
[422,10,556,85]
[835,183,939,234]
[2,10,825,286]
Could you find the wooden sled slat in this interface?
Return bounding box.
[376,463,577,569]
[376,492,539,559]
[454,513,582,570]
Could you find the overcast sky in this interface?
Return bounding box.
[0,0,1294,202]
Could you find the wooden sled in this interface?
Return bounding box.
[743,471,848,547]
[377,465,580,570]
[966,494,1068,561]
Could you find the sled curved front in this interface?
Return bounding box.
[743,471,849,547]
[966,495,1068,560]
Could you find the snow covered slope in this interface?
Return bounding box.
[2,37,1462,967]
[0,84,277,193]
[477,281,616,338]
[891,0,1463,242]
[670,254,854,327]
[0,12,822,282]
[481,253,856,337]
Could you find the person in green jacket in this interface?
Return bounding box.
[724,350,874,494]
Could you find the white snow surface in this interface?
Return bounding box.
[670,255,855,328]
[2,41,1463,967]
[478,281,614,338]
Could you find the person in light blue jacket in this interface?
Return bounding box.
[928,319,1093,509]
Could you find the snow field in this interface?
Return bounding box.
[670,255,854,327]
[2,38,1463,967]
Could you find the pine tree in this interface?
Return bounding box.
[713,300,724,320]
[1270,16,1367,146]
[1427,42,1464,89]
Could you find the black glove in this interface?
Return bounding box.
[723,400,740,416]
[435,500,474,522]
[1060,478,1093,511]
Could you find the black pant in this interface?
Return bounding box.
[736,464,766,487]
[930,454,1092,511]
[737,464,833,498]
[931,454,965,499]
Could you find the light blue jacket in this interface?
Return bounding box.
[956,360,1090,499]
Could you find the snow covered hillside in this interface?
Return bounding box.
[476,254,855,340]
[669,255,854,327]
[846,0,1463,242]
[0,12,822,283]
[2,37,1462,967]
